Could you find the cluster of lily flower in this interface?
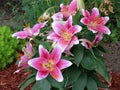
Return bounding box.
[12,0,110,82]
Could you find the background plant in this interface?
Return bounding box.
[0,26,20,69]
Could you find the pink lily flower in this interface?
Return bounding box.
[60,0,77,18]
[12,22,46,39]
[80,7,111,35]
[47,16,82,52]
[80,33,103,49]
[18,43,34,70]
[28,45,72,82]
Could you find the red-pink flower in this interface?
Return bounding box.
[60,0,77,18]
[28,45,72,82]
[80,7,111,35]
[12,22,46,39]
[18,43,34,70]
[47,16,82,52]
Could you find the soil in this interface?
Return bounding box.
[0,0,120,90]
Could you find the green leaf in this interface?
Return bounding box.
[81,50,97,70]
[19,73,35,88]
[95,60,110,82]
[32,79,51,90]
[20,76,35,90]
[86,77,98,90]
[71,44,84,66]
[72,72,87,90]
[47,76,65,90]
[91,74,108,88]
[97,45,107,53]
[63,65,81,85]
[38,41,51,50]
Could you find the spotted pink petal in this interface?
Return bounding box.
[39,45,49,59]
[47,31,60,42]
[32,22,46,36]
[80,17,90,25]
[93,33,103,45]
[57,60,72,70]
[82,9,90,18]
[69,0,77,15]
[50,67,63,82]
[28,57,46,71]
[50,46,62,64]
[36,71,49,80]
[52,22,66,36]
[96,25,111,35]
[18,55,30,69]
[99,17,109,25]
[70,36,79,45]
[65,16,72,29]
[91,7,99,18]
[80,39,93,49]
[68,25,82,34]
[55,38,69,52]
[12,29,32,39]
[52,12,63,21]
[25,43,33,55]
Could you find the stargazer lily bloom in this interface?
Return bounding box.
[80,7,111,35]
[12,22,46,39]
[18,43,34,70]
[47,16,82,52]
[52,12,63,21]
[28,45,72,82]
[60,0,77,18]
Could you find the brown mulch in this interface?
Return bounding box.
[0,62,120,90]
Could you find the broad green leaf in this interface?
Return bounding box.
[86,77,98,90]
[95,60,110,82]
[32,79,51,90]
[97,45,107,53]
[47,76,65,90]
[63,65,81,85]
[71,44,84,66]
[81,50,97,70]
[72,72,87,90]
[91,74,108,88]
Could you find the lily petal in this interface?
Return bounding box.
[28,57,46,71]
[57,60,72,70]
[80,17,89,25]
[50,67,63,82]
[91,7,99,18]
[82,9,90,18]
[50,46,62,64]
[96,25,111,35]
[32,22,46,36]
[39,45,49,59]
[65,16,72,29]
[52,22,66,36]
[69,25,82,34]
[36,71,49,80]
[69,0,77,15]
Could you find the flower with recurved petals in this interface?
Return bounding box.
[60,0,77,18]
[80,7,111,35]
[12,22,46,39]
[47,16,82,52]
[28,45,72,82]
[18,43,34,70]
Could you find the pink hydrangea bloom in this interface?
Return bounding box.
[18,43,34,70]
[60,0,77,18]
[12,22,46,39]
[47,16,82,52]
[28,45,72,82]
[80,7,111,35]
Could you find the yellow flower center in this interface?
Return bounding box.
[62,31,72,41]
[43,60,53,71]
